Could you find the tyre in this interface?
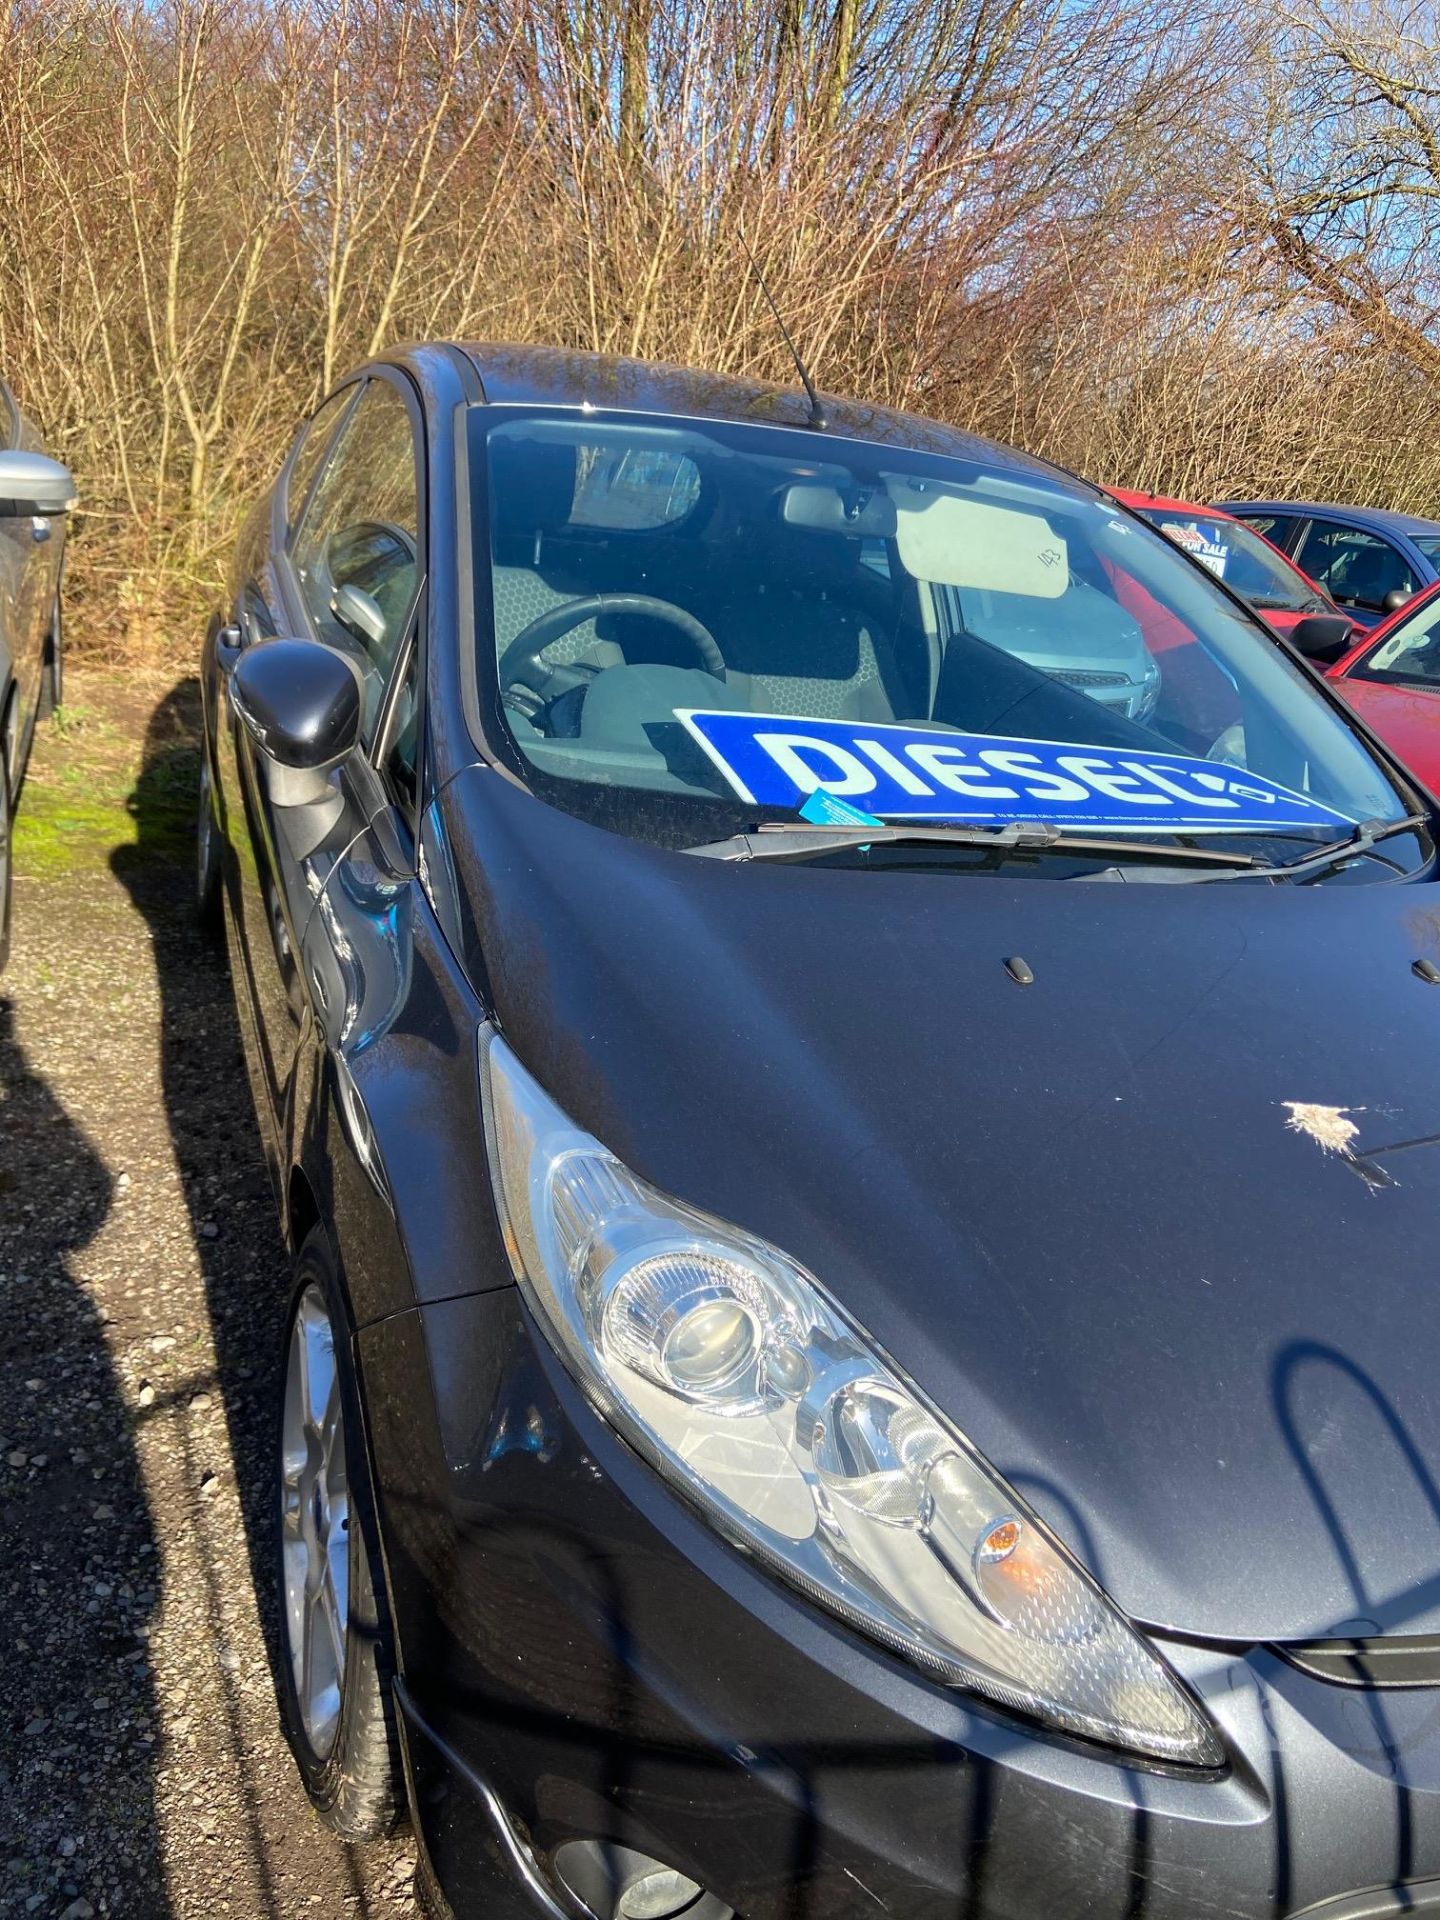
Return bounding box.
[195,749,223,937]
[276,1230,401,1839]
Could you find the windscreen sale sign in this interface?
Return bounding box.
[676,710,1354,833]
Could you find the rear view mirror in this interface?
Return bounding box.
[1383,588,1414,616]
[0,450,76,518]
[782,483,896,539]
[230,638,362,807]
[1289,614,1355,665]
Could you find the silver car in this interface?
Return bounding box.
[0,377,75,968]
[943,574,1161,722]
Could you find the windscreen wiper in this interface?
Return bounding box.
[686,820,1261,869]
[1257,812,1431,882]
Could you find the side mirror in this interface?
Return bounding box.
[1383,588,1414,615]
[1289,613,1355,665]
[0,450,76,518]
[230,638,362,807]
[331,581,387,650]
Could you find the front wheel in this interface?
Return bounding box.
[276,1232,401,1839]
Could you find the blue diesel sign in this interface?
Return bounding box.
[677,710,1355,833]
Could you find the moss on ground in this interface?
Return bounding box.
[14,788,136,877]
[12,677,200,882]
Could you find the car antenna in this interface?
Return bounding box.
[737,225,827,431]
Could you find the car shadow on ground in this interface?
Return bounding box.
[0,996,166,1914]
[111,674,402,1917]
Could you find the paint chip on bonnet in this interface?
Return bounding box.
[1282,1101,1361,1155]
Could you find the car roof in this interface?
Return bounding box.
[444,341,1091,488]
[1222,499,1440,539]
[1109,488,1240,522]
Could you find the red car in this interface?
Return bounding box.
[1111,490,1350,647]
[1326,580,1440,791]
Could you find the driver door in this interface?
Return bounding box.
[230,373,422,1152]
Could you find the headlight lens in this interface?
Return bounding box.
[481,1030,1221,1767]
[1135,654,1162,722]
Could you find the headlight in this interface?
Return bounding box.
[480,1029,1221,1768]
[1134,655,1162,722]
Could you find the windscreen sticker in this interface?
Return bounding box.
[1160,520,1229,579]
[798,789,883,827]
[676,710,1355,832]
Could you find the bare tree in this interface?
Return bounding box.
[1252,0,1440,381]
[6,0,1428,655]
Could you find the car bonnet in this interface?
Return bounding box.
[440,764,1440,1644]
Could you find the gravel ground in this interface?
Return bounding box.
[0,671,417,1918]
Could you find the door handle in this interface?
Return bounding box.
[215,623,243,672]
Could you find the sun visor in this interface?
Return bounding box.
[892,491,1068,597]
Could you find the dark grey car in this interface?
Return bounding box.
[0,377,75,967]
[196,342,1440,1920]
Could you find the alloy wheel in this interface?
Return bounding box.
[280,1282,351,1760]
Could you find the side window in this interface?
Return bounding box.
[1238,513,1298,552]
[286,387,359,533]
[1296,521,1416,613]
[229,496,278,642]
[241,585,278,639]
[1359,595,1440,684]
[291,381,421,746]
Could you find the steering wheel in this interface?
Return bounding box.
[498,593,725,693]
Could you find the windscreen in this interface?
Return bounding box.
[1137,509,1325,614]
[471,412,1405,851]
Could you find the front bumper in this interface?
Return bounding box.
[359,1290,1440,1920]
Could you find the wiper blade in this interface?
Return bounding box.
[1257,812,1431,882]
[686,820,1261,869]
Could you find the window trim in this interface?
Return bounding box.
[371,623,423,828]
